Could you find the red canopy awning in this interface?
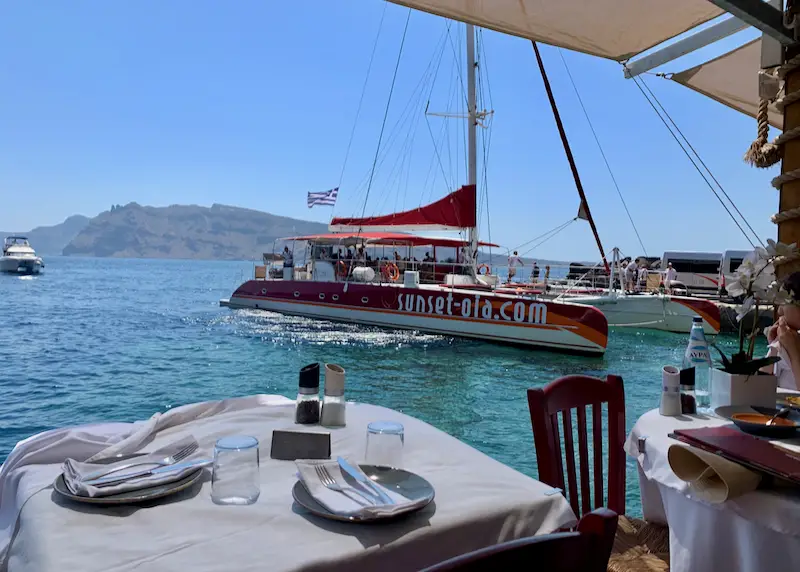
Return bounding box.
[329,185,476,232]
[282,230,498,249]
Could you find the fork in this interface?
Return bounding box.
[81,441,199,482]
[315,464,376,505]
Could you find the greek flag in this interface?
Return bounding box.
[307,187,339,208]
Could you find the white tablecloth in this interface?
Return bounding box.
[0,395,575,572]
[625,409,800,572]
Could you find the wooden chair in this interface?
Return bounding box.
[527,375,670,572]
[421,508,618,572]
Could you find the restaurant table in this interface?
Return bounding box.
[625,408,800,572]
[0,395,576,572]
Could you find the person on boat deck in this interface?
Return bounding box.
[622,260,635,292]
[508,251,523,282]
[346,248,353,261]
[283,246,293,268]
[664,262,678,294]
[638,264,648,292]
[532,262,540,283]
[763,272,800,390]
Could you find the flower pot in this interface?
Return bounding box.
[710,369,777,409]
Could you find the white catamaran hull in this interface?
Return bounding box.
[565,293,721,334]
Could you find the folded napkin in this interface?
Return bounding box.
[295,459,427,518]
[62,436,204,498]
[668,444,761,504]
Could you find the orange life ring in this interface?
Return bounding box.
[478,264,491,275]
[384,263,400,282]
[336,260,348,278]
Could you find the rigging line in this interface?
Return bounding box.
[423,114,450,199]
[630,74,756,249]
[358,9,411,227]
[636,75,764,248]
[425,108,452,191]
[512,216,578,252]
[336,2,387,193]
[557,49,649,259]
[445,21,469,110]
[519,219,578,258]
[347,27,448,209]
[479,29,494,111]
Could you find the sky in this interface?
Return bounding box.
[0,1,781,261]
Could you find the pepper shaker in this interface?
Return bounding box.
[295,363,320,424]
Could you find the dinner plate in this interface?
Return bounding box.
[292,464,434,523]
[52,454,204,505]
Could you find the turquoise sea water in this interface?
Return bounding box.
[0,257,752,515]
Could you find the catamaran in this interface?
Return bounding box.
[222,187,608,354]
[222,24,609,355]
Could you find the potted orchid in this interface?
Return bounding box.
[710,239,797,407]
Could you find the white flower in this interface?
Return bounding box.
[765,280,794,305]
[726,274,747,298]
[752,262,775,297]
[736,296,755,321]
[766,239,799,259]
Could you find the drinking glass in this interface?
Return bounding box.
[211,435,260,505]
[365,421,404,467]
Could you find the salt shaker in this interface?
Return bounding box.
[295,363,320,424]
[320,363,346,427]
[660,365,682,416]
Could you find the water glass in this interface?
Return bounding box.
[211,435,260,505]
[365,421,404,467]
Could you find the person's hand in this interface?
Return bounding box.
[777,320,800,359]
[767,318,783,344]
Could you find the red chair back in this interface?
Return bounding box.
[421,508,618,572]
[527,375,626,517]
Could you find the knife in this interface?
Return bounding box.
[336,456,394,506]
[87,458,213,487]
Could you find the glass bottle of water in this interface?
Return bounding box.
[682,316,713,412]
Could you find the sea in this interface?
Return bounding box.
[0,256,753,515]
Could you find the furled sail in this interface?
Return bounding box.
[329,185,476,232]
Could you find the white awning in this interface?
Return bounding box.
[670,38,782,129]
[388,0,723,61]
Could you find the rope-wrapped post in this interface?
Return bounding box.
[778,48,800,278]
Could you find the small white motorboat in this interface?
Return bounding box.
[1,236,44,275]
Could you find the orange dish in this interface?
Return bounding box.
[731,413,798,427]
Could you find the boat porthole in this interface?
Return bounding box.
[319,293,325,300]
[261,288,267,295]
[361,297,369,304]
[293,291,300,298]
[332,294,339,301]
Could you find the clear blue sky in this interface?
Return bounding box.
[0,1,779,260]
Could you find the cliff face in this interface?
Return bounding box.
[2,215,90,255]
[62,203,328,260]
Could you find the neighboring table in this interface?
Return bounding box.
[2,395,575,572]
[625,409,800,572]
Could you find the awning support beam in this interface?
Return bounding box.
[624,17,749,78]
[705,0,794,45]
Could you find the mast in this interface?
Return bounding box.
[466,23,478,275]
[531,41,610,274]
